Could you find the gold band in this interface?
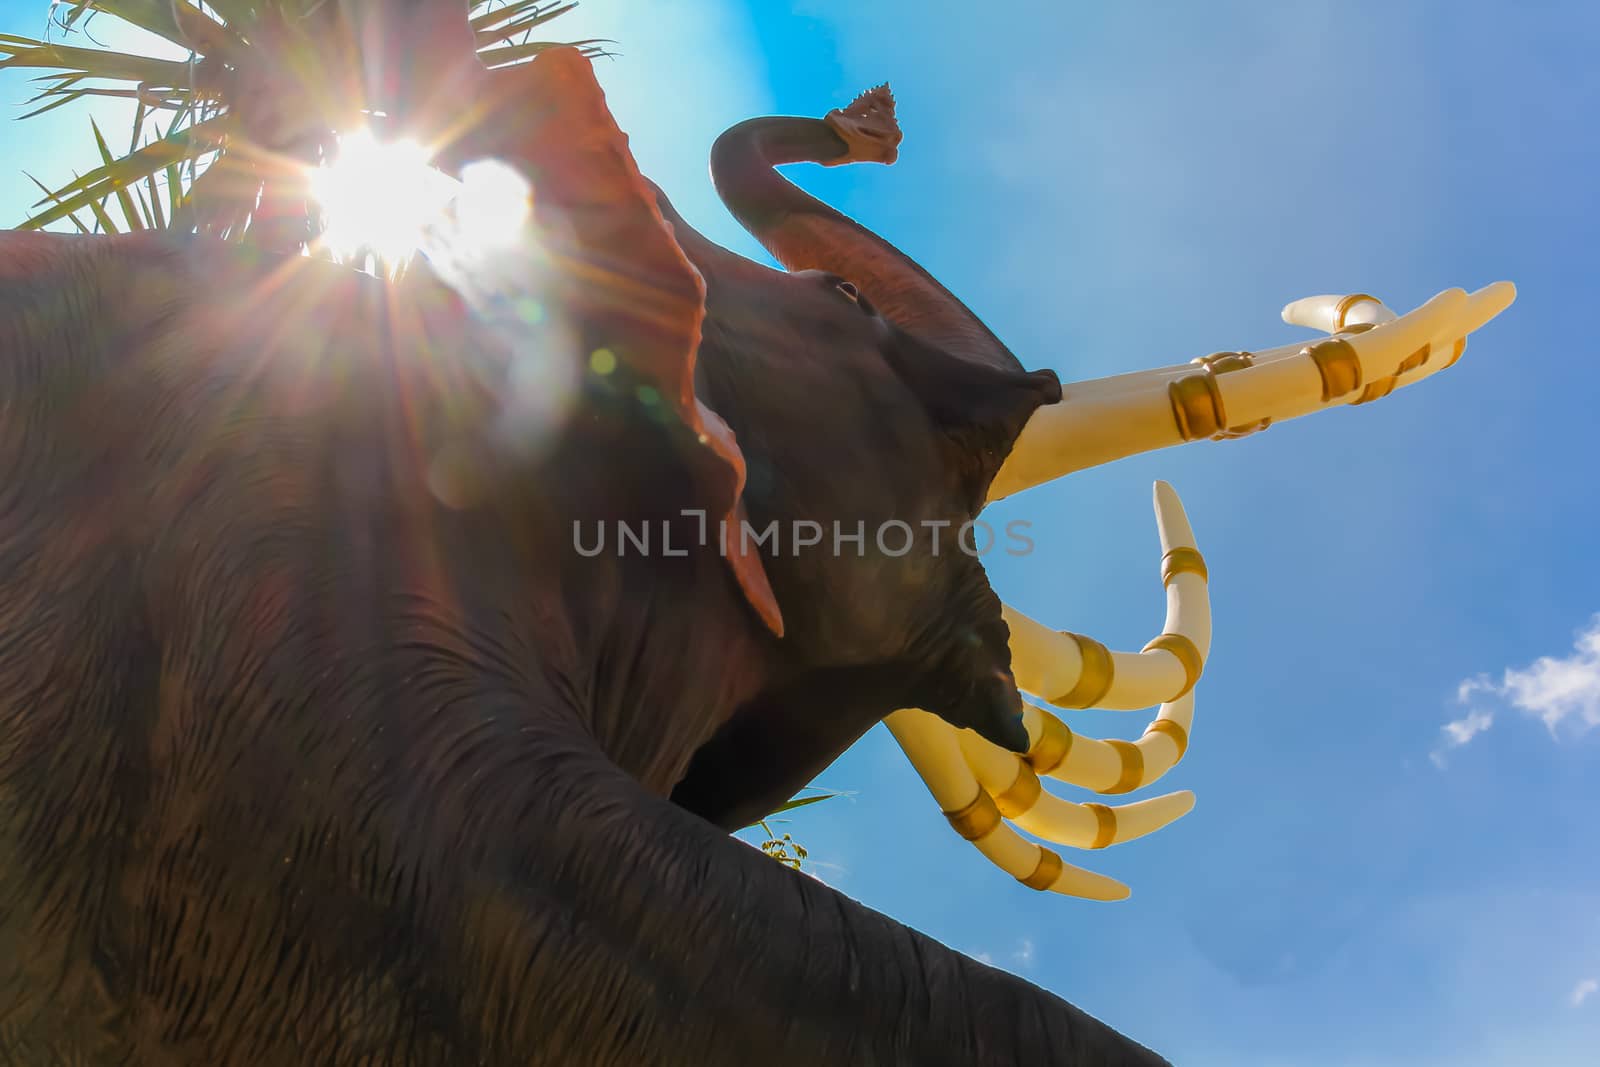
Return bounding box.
[1333,293,1380,331]
[1172,355,1272,441]
[1191,350,1255,374]
[1104,739,1144,795]
[1305,338,1363,402]
[1020,847,1063,891]
[1353,376,1397,405]
[1144,717,1190,761]
[1168,372,1227,441]
[1441,336,1467,369]
[944,788,1002,841]
[1052,632,1114,709]
[1354,342,1433,405]
[1084,802,1117,850]
[1026,711,1074,775]
[992,763,1042,818]
[1212,416,1272,440]
[1396,344,1431,376]
[1161,546,1208,586]
[1142,632,1203,698]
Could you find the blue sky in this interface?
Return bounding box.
[2,1,1596,1063]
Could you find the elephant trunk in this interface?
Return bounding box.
[476,732,1170,1065]
[709,99,1026,373]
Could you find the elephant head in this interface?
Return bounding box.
[0,15,1514,1063]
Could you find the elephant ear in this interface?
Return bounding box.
[466,49,783,636]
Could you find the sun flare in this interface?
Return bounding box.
[308,129,455,265]
[308,129,535,270]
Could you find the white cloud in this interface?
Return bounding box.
[970,938,1034,971]
[1458,615,1600,737]
[1430,708,1494,768]
[1571,977,1598,1008]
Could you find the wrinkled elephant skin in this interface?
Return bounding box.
[0,49,1164,1065]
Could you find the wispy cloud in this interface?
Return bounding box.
[1430,708,1495,768]
[970,938,1035,971]
[1465,615,1600,733]
[1571,977,1598,1008]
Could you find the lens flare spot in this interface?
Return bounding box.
[516,297,545,324]
[309,129,455,265]
[457,160,532,251]
[590,348,617,375]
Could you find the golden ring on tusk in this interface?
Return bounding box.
[1305,338,1364,402]
[1160,546,1208,586]
[1142,632,1203,698]
[1397,344,1432,376]
[1026,711,1074,775]
[1020,848,1064,891]
[1084,802,1117,849]
[1191,350,1255,374]
[1167,372,1227,441]
[1354,342,1432,405]
[944,788,1002,841]
[992,763,1043,818]
[1333,292,1380,331]
[1144,717,1190,760]
[1354,376,1399,405]
[1053,632,1114,709]
[1104,739,1145,795]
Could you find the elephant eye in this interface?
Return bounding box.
[835,280,877,316]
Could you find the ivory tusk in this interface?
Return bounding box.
[989,282,1517,500]
[1005,481,1210,712]
[1281,292,1399,333]
[1018,698,1194,794]
[955,729,1195,847]
[884,709,1131,901]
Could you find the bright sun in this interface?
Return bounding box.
[308,129,530,267]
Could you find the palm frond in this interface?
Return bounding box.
[19,113,232,230]
[0,36,196,87]
[24,173,92,232]
[479,37,607,69]
[11,0,599,248]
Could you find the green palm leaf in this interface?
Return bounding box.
[57,0,239,55]
[0,37,196,87]
[11,0,602,242]
[17,113,233,231]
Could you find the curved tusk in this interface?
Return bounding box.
[1005,481,1210,711]
[1348,281,1517,403]
[1018,697,1194,794]
[955,729,1195,847]
[884,709,1131,901]
[1281,291,1399,333]
[989,282,1516,499]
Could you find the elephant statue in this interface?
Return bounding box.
[0,27,1511,1066]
